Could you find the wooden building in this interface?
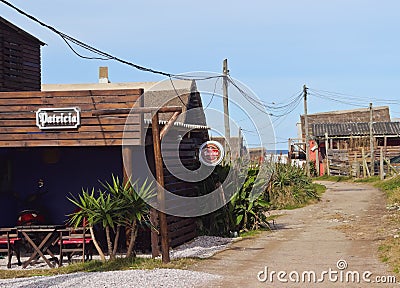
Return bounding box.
[296,106,400,176]
[0,80,209,251]
[0,16,44,92]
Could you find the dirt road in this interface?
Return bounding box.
[193,181,396,287]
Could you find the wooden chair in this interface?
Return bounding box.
[58,226,93,265]
[0,228,22,268]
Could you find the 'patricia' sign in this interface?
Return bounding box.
[36,107,81,130]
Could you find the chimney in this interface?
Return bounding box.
[99,66,110,83]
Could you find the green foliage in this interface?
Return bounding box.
[199,161,323,236]
[100,176,155,228]
[68,188,124,230]
[315,175,352,182]
[269,163,321,209]
[67,175,155,260]
[199,163,272,236]
[375,175,400,192]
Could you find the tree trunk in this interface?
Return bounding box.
[105,226,115,260]
[89,226,106,262]
[126,219,137,258]
[112,225,121,257]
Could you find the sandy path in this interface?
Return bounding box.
[193,181,395,287]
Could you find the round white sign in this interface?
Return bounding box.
[199,141,225,166]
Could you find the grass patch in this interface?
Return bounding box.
[375,175,400,274]
[379,240,400,274]
[353,176,380,183]
[315,175,352,182]
[239,229,263,238]
[275,183,326,210]
[0,257,198,279]
[375,175,400,205]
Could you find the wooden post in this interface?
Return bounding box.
[150,209,160,258]
[223,59,230,159]
[151,112,170,263]
[354,151,360,178]
[122,145,138,252]
[361,147,367,178]
[384,136,387,158]
[380,147,384,180]
[369,103,375,176]
[325,133,330,176]
[315,142,320,176]
[303,85,310,177]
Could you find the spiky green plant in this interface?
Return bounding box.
[100,175,155,258]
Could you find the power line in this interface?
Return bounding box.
[203,77,220,110]
[0,0,224,82]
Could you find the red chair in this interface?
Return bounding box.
[58,226,93,265]
[0,228,22,268]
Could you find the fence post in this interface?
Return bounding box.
[361,147,366,178]
[325,133,330,176]
[380,147,384,180]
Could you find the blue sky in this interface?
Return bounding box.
[2,0,400,149]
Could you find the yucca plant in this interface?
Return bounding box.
[101,175,155,258]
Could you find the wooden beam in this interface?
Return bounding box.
[325,133,330,176]
[92,106,182,116]
[151,112,170,264]
[380,147,384,180]
[160,111,181,140]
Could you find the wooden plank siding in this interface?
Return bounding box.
[0,17,44,92]
[0,89,144,147]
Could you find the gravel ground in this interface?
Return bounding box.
[170,236,237,259]
[0,269,220,288]
[0,236,235,287]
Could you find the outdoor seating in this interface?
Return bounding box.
[58,226,93,265]
[0,228,22,268]
[16,225,64,268]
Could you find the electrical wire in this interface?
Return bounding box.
[203,77,220,110]
[0,0,225,82]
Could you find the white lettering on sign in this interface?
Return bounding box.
[36,107,81,130]
[199,141,225,166]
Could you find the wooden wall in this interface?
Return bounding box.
[0,19,43,91]
[0,89,143,147]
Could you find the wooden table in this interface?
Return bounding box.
[16,225,65,268]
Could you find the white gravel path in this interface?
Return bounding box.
[0,236,236,288]
[170,236,237,259]
[0,269,220,288]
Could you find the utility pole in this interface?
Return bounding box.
[303,85,310,177]
[369,102,374,176]
[223,59,230,156]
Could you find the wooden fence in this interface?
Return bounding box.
[327,146,400,178]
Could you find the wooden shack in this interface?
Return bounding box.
[0,80,209,251]
[296,106,400,176]
[0,16,44,91]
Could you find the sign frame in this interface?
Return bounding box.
[36,107,81,130]
[199,140,225,166]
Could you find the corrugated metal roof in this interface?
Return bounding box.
[312,122,400,137]
[144,118,209,130]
